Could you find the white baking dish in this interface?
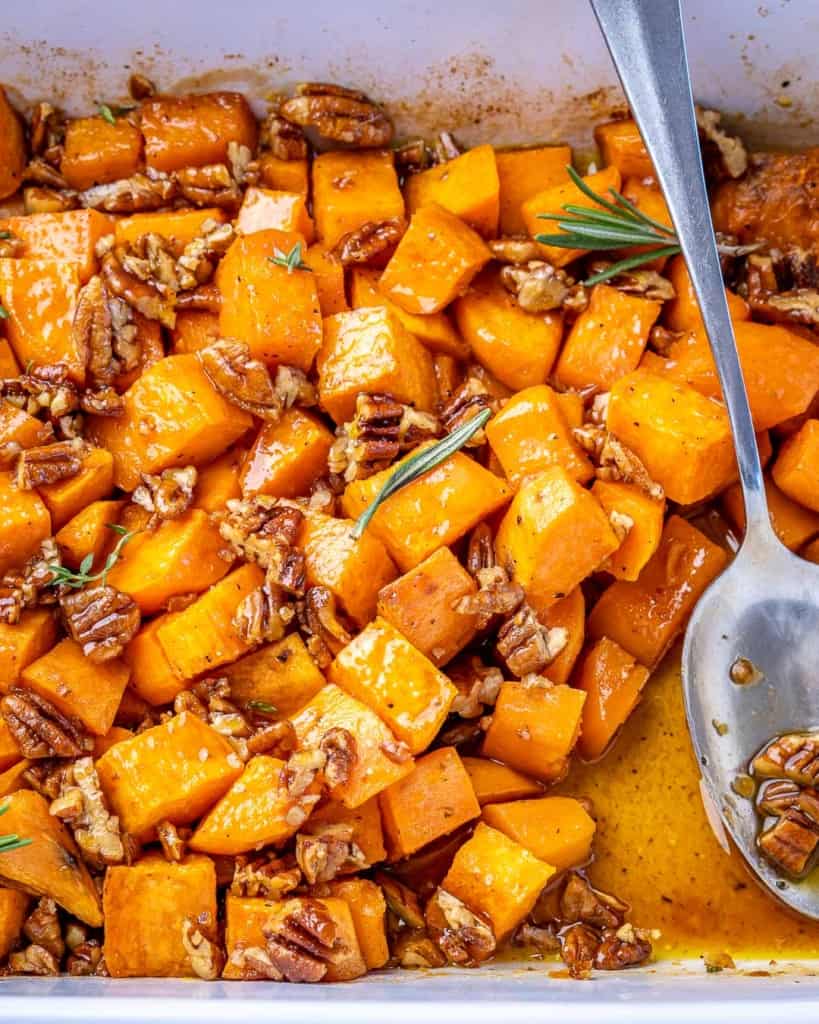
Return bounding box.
[2,0,819,1018]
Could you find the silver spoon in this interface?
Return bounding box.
[590,0,819,918]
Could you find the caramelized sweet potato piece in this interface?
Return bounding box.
[772,420,819,512]
[264,896,367,982]
[223,895,279,978]
[325,878,389,970]
[141,91,258,173]
[0,888,29,960]
[0,338,20,378]
[124,613,187,706]
[236,187,314,241]
[721,475,819,551]
[496,145,572,235]
[461,756,543,806]
[574,636,651,760]
[591,480,666,582]
[0,719,22,772]
[7,209,114,283]
[307,797,387,868]
[663,254,749,332]
[594,119,654,178]
[192,446,246,511]
[483,796,596,870]
[259,154,309,197]
[222,634,325,718]
[0,399,53,451]
[0,761,30,800]
[55,499,125,570]
[37,447,114,530]
[0,610,59,693]
[405,144,500,236]
[312,150,404,249]
[61,115,143,190]
[0,86,25,200]
[0,470,51,576]
[530,586,586,685]
[241,409,334,498]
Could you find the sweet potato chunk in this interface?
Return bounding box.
[405,144,500,236]
[55,499,125,570]
[574,637,651,760]
[124,613,186,706]
[21,637,129,737]
[222,634,325,718]
[594,119,654,178]
[259,154,309,197]
[342,445,511,572]
[329,618,456,754]
[772,420,819,513]
[379,747,480,859]
[494,466,618,609]
[304,243,348,317]
[0,400,53,452]
[0,719,22,772]
[442,822,554,941]
[0,610,58,693]
[0,761,30,800]
[223,894,278,978]
[290,685,414,808]
[317,306,437,424]
[721,476,819,551]
[103,853,217,977]
[61,115,143,190]
[141,91,257,173]
[380,204,491,314]
[461,757,543,806]
[453,269,563,391]
[241,409,333,498]
[486,384,593,487]
[483,796,596,871]
[0,86,24,199]
[376,546,479,666]
[482,680,586,783]
[0,470,51,576]
[192,446,246,511]
[663,254,749,332]
[496,145,572,235]
[0,888,29,960]
[237,186,314,240]
[312,150,404,249]
[607,370,737,505]
[7,209,114,283]
[36,447,114,530]
[97,713,242,839]
[325,878,389,970]
[531,587,586,685]
[587,515,729,667]
[0,790,102,926]
[0,338,20,378]
[191,755,317,855]
[307,797,387,867]
[88,354,253,490]
[592,480,666,581]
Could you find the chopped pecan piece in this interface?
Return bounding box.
[23,897,64,960]
[233,584,293,646]
[29,102,66,158]
[450,660,504,719]
[280,83,392,148]
[376,872,426,929]
[466,522,496,576]
[334,218,404,266]
[23,157,70,189]
[81,172,177,213]
[573,426,665,500]
[175,219,236,290]
[157,820,189,862]
[380,736,413,764]
[175,163,242,209]
[759,808,819,875]
[439,377,498,444]
[0,538,60,626]
[73,274,116,385]
[295,823,366,884]
[1,363,78,422]
[432,131,462,164]
[393,930,448,968]
[586,262,676,301]
[8,944,60,976]
[282,749,327,802]
[132,466,198,525]
[757,778,802,817]
[296,585,353,668]
[24,185,79,214]
[426,888,496,966]
[457,564,525,632]
[80,385,124,417]
[1,688,92,759]
[263,897,343,983]
[60,584,141,662]
[181,913,225,980]
[274,365,317,410]
[198,338,281,421]
[16,439,84,489]
[231,854,302,900]
[594,922,652,971]
[500,260,575,313]
[101,249,176,327]
[744,252,819,326]
[488,236,543,264]
[22,759,69,799]
[319,727,358,789]
[704,950,736,973]
[753,733,819,786]
[66,939,104,976]
[393,138,428,175]
[247,718,298,758]
[696,107,748,180]
[513,921,561,953]
[496,604,568,678]
[183,677,253,739]
[560,873,629,930]
[259,107,308,160]
[560,922,600,979]
[50,756,125,868]
[648,324,685,356]
[219,496,305,593]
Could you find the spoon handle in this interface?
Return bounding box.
[589,0,773,544]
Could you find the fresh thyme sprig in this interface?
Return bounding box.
[47,524,140,590]
[351,409,492,540]
[535,165,746,285]
[268,242,310,274]
[0,804,30,854]
[98,103,135,125]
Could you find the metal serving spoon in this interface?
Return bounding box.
[590,0,819,918]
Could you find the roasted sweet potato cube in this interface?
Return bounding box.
[141,91,257,173]
[0,719,22,772]
[325,878,389,970]
[607,370,737,504]
[0,760,30,799]
[342,445,511,572]
[772,420,819,512]
[0,470,51,576]
[107,509,231,614]
[223,894,279,978]
[483,796,596,871]
[379,747,480,859]
[721,476,819,551]
[0,790,102,925]
[453,269,563,391]
[495,467,618,609]
[0,338,20,378]
[442,822,554,940]
[482,680,586,783]
[222,634,325,718]
[405,144,500,236]
[103,853,217,977]
[592,480,666,581]
[93,725,133,758]
[380,204,491,314]
[530,586,586,685]
[0,399,54,452]
[97,713,243,839]
[496,145,572,235]
[124,613,186,706]
[60,115,143,191]
[307,796,387,867]
[88,354,253,490]
[192,446,246,511]
[236,187,314,241]
[312,150,404,249]
[0,86,25,200]
[241,409,334,498]
[7,209,114,283]
[574,636,651,760]
[486,384,593,488]
[299,510,397,627]
[461,756,543,806]
[115,208,228,255]
[376,546,478,666]
[156,564,264,680]
[170,310,220,355]
[587,515,729,667]
[317,306,437,424]
[304,243,348,316]
[36,447,114,530]
[259,154,309,197]
[522,166,621,266]
[0,259,84,382]
[0,610,59,693]
[0,888,29,960]
[20,638,129,737]
[265,897,367,982]
[594,119,654,178]
[664,254,750,332]
[217,228,322,372]
[290,685,414,808]
[554,284,661,390]
[55,499,125,570]
[328,618,456,753]
[191,755,318,855]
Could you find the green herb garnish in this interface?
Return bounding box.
[0,230,14,241]
[268,242,309,274]
[0,804,30,854]
[246,700,279,715]
[47,525,140,590]
[98,103,134,125]
[0,305,8,320]
[351,409,492,540]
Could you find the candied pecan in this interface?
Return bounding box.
[60,584,141,662]
[198,338,282,421]
[586,262,676,302]
[296,823,366,884]
[233,584,293,646]
[560,873,629,930]
[1,363,78,422]
[175,281,222,313]
[263,897,346,983]
[157,820,189,862]
[175,163,242,209]
[219,496,305,593]
[758,778,802,817]
[457,564,525,632]
[496,604,568,678]
[23,157,70,189]
[101,250,176,327]
[393,138,428,175]
[186,677,253,739]
[334,218,404,266]
[376,872,426,929]
[759,808,819,875]
[23,897,64,960]
[280,83,392,148]
[573,426,665,500]
[132,466,198,525]
[466,523,495,576]
[80,385,124,417]
[181,914,225,980]
[608,509,634,544]
[320,727,358,789]
[392,930,447,968]
[8,944,60,976]
[24,185,79,214]
[22,758,69,799]
[296,585,353,668]
[175,219,236,290]
[227,142,258,187]
[73,274,115,385]
[16,439,84,489]
[282,749,327,803]
[66,939,104,975]
[274,365,317,410]
[489,236,543,265]
[118,231,181,291]
[81,172,177,213]
[595,922,652,971]
[0,538,60,625]
[50,756,125,868]
[753,733,819,786]
[29,102,66,157]
[560,923,599,979]
[231,854,302,900]
[513,921,561,953]
[648,324,685,356]
[259,110,308,161]
[450,660,504,719]
[696,107,748,180]
[439,378,497,444]
[227,943,284,980]
[1,688,92,759]
[500,260,574,313]
[426,888,496,966]
[744,252,819,326]
[128,72,156,99]
[247,719,298,758]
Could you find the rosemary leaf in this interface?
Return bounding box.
[351,409,492,540]
[0,230,13,240]
[583,245,682,285]
[98,103,117,125]
[0,805,29,853]
[0,305,8,320]
[247,700,278,715]
[268,242,309,274]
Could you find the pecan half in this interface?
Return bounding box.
[73,274,115,386]
[753,733,819,786]
[759,808,819,876]
[426,888,496,966]
[439,378,498,444]
[560,873,629,930]
[295,823,366,884]
[450,659,504,718]
[466,523,496,576]
[231,854,302,899]
[81,172,177,213]
[457,564,525,632]
[496,604,568,678]
[559,922,600,979]
[594,923,653,971]
[432,131,462,164]
[296,585,353,668]
[260,110,308,161]
[50,756,125,868]
[233,584,293,646]
[334,218,405,266]
[489,236,543,265]
[280,83,393,148]
[16,439,84,489]
[219,496,305,593]
[198,338,281,421]
[132,466,197,525]
[320,727,358,790]
[757,778,802,817]
[22,759,69,799]
[23,157,70,189]
[175,163,242,209]
[23,897,64,960]
[8,944,60,976]
[500,260,575,313]
[180,676,253,740]
[696,107,748,181]
[24,185,79,214]
[586,261,675,301]
[60,584,141,662]
[1,688,92,759]
[157,820,189,862]
[182,913,225,980]
[263,898,342,982]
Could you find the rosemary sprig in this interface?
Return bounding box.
[47,524,140,590]
[535,165,741,285]
[268,242,310,274]
[246,700,278,715]
[98,103,134,125]
[0,305,8,320]
[351,409,492,540]
[0,804,30,854]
